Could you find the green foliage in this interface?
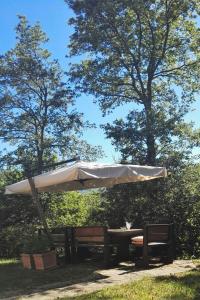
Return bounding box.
[47,191,103,227]
[0,16,103,256]
[102,102,199,166]
[0,170,40,257]
[0,170,39,229]
[0,167,103,257]
[0,3,199,260]
[22,235,52,254]
[67,0,200,164]
[66,0,200,258]
[0,15,102,173]
[0,225,36,257]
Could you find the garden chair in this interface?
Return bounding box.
[72,226,115,267]
[131,223,174,267]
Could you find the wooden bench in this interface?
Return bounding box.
[73,226,115,267]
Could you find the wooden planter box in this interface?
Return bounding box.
[33,251,57,270]
[21,253,34,269]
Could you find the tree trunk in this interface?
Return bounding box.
[37,149,44,174]
[144,100,156,165]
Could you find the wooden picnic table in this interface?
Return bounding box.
[46,227,143,264]
[108,228,143,260]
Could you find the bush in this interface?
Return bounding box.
[47,191,103,227]
[22,235,52,254]
[0,225,36,257]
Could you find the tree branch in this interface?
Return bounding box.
[154,61,198,78]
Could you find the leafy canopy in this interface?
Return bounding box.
[0,16,102,173]
[67,0,200,164]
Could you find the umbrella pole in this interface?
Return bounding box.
[28,177,52,242]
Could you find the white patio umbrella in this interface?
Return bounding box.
[4,160,167,239]
[5,160,167,195]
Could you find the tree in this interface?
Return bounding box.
[67,0,199,165]
[0,16,102,174]
[66,1,200,258]
[0,16,102,240]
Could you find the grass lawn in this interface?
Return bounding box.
[1,258,200,300]
[0,258,103,299]
[64,270,200,300]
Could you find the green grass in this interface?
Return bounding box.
[0,258,18,265]
[0,258,103,299]
[1,259,200,300]
[63,270,200,300]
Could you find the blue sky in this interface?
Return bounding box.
[0,0,199,163]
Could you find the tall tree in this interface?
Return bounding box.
[0,16,101,173]
[67,0,199,165]
[0,16,102,239]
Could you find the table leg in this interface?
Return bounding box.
[117,237,130,261]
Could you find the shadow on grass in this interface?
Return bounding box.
[0,259,108,299]
[1,257,163,299]
[2,258,196,300]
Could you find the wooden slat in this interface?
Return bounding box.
[76,236,105,243]
[147,225,169,242]
[74,227,105,237]
[52,234,65,242]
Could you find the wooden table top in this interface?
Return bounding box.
[108,228,143,237]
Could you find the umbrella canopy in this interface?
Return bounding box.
[5,161,167,195]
